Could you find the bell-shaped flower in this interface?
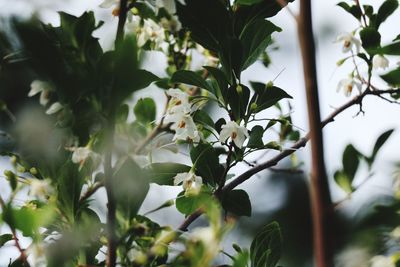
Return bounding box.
[29,179,54,202]
[219,121,249,148]
[336,77,361,97]
[45,102,63,115]
[166,88,191,115]
[336,32,361,53]
[68,146,101,170]
[167,113,200,143]
[28,80,54,106]
[173,171,203,195]
[137,19,165,48]
[372,55,389,70]
[99,0,120,16]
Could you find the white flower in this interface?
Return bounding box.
[336,77,362,97]
[125,15,141,34]
[28,80,54,106]
[45,102,63,115]
[68,147,101,169]
[137,19,165,48]
[155,0,176,14]
[390,226,400,239]
[336,32,361,53]
[370,255,395,267]
[335,246,370,267]
[219,121,249,148]
[173,171,203,194]
[29,179,53,201]
[373,55,389,70]
[99,0,120,16]
[166,88,191,115]
[168,113,200,143]
[190,226,220,259]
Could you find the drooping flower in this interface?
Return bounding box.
[137,19,166,48]
[219,121,249,148]
[99,0,120,16]
[336,32,361,53]
[166,88,191,115]
[28,80,54,106]
[190,226,220,262]
[45,102,63,115]
[68,146,101,169]
[173,171,203,195]
[370,255,395,267]
[336,77,362,97]
[29,179,53,202]
[373,55,389,70]
[167,113,200,143]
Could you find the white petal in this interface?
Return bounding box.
[45,102,63,115]
[99,0,118,8]
[173,172,187,186]
[39,90,50,106]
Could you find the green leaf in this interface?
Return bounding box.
[148,163,191,185]
[249,82,293,113]
[240,19,281,70]
[379,42,400,55]
[248,125,264,149]
[134,98,156,124]
[190,143,223,186]
[171,70,213,92]
[192,110,215,128]
[381,67,400,86]
[175,190,214,216]
[342,144,361,181]
[337,2,362,20]
[222,189,252,217]
[236,0,263,5]
[250,221,282,267]
[203,66,230,102]
[363,5,374,18]
[360,27,381,51]
[0,234,13,247]
[116,104,129,123]
[227,84,250,121]
[368,129,394,165]
[376,0,399,28]
[113,158,149,219]
[334,170,353,194]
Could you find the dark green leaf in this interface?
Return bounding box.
[204,66,230,102]
[342,144,361,181]
[116,104,129,123]
[247,125,264,149]
[175,190,214,216]
[381,67,400,86]
[369,129,394,165]
[190,143,223,186]
[134,98,156,124]
[363,5,374,18]
[379,42,400,55]
[236,0,264,5]
[337,2,363,20]
[376,0,399,28]
[227,84,250,120]
[250,221,282,267]
[222,189,252,217]
[240,19,281,70]
[148,163,191,185]
[192,110,215,128]
[0,234,13,247]
[171,70,213,92]
[360,27,381,51]
[249,82,292,113]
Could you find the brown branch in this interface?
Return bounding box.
[298,1,333,265]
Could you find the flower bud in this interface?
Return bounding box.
[30,167,38,175]
[250,102,258,111]
[236,85,243,94]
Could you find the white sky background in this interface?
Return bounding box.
[0,0,400,264]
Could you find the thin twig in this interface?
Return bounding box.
[79,182,104,204]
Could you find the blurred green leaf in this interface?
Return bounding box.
[175,190,214,216]
[337,2,362,20]
[376,0,399,28]
[367,128,394,166]
[250,221,282,267]
[116,104,129,123]
[360,27,381,51]
[342,144,361,180]
[193,110,215,128]
[381,67,400,86]
[171,70,213,92]
[0,234,13,247]
[334,170,353,194]
[236,0,263,5]
[134,98,156,124]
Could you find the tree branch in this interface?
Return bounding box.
[297,1,333,265]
